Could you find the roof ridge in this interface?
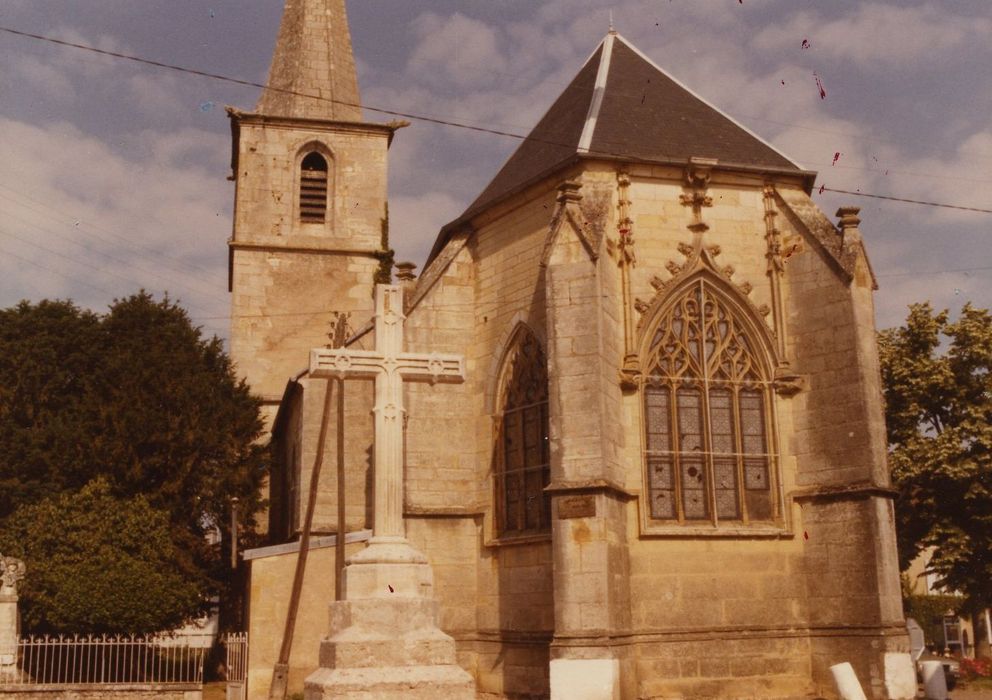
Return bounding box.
[610,33,803,170]
[577,33,616,154]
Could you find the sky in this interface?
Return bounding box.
[0,0,990,343]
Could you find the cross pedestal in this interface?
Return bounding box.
[304,284,474,699]
[0,594,17,674]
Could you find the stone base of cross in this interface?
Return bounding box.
[304,284,474,699]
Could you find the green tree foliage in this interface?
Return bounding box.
[903,592,964,651]
[0,294,267,632]
[0,480,202,634]
[879,302,992,610]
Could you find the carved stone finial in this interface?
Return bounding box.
[0,554,25,597]
[773,370,806,397]
[327,311,352,349]
[685,157,718,188]
[557,180,583,203]
[395,261,417,282]
[836,206,861,229]
[634,298,650,314]
[679,158,718,234]
[836,206,862,244]
[677,241,694,257]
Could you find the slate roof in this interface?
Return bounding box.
[430,32,811,261]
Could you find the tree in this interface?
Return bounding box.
[878,302,992,612]
[0,294,267,632]
[0,479,202,634]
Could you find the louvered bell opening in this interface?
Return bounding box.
[300,152,328,223]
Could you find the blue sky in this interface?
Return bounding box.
[1,0,990,341]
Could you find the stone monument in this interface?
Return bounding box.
[0,553,25,671]
[304,285,475,699]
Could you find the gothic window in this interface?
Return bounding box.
[643,278,776,525]
[299,151,329,223]
[496,328,551,537]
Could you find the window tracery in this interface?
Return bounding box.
[496,328,550,537]
[643,278,776,525]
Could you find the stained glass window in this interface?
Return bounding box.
[497,328,550,536]
[643,279,776,525]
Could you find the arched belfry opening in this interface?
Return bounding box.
[299,151,329,223]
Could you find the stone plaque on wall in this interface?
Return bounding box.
[557,495,596,519]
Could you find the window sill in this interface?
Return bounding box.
[639,523,793,539]
[484,533,552,548]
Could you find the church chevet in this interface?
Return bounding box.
[229,2,916,699]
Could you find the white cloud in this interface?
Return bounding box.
[0,118,232,336]
[408,13,508,90]
[389,190,464,266]
[751,4,990,68]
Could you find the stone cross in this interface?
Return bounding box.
[310,284,464,540]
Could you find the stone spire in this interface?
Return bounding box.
[256,0,362,121]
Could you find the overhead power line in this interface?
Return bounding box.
[3,24,992,216]
[820,188,992,214]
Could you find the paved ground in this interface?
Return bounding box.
[951,689,992,700]
[203,682,225,700]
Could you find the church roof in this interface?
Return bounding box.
[432,32,810,259]
[255,0,363,121]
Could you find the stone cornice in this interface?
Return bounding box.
[403,504,485,518]
[790,482,897,503]
[228,107,401,137]
[549,622,911,648]
[228,239,381,257]
[544,479,636,500]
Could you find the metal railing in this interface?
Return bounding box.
[0,634,209,686]
[222,632,247,683]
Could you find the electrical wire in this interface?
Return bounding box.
[2,24,992,213]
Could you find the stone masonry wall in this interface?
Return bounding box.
[246,541,367,700]
[403,181,562,697]
[619,165,814,698]
[229,119,387,427]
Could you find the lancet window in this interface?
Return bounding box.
[299,151,329,223]
[643,278,776,525]
[496,328,551,537]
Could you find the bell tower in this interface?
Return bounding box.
[227,0,398,430]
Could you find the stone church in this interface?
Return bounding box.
[229,2,913,698]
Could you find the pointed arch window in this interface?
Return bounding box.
[496,328,551,537]
[299,151,329,223]
[643,278,777,525]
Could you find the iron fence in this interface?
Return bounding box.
[222,632,248,700]
[0,633,209,686]
[222,632,247,683]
